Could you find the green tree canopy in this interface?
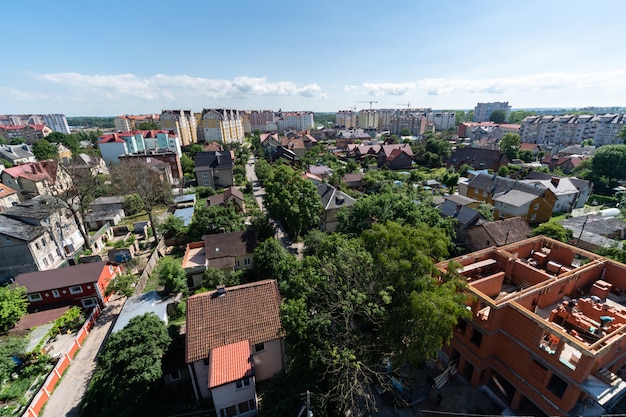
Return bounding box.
[154,257,187,293]
[264,165,322,239]
[79,313,171,417]
[617,126,626,145]
[532,222,573,242]
[187,204,244,241]
[489,109,507,123]
[0,337,27,384]
[32,139,58,161]
[500,133,521,160]
[592,144,626,187]
[0,285,28,332]
[253,237,293,280]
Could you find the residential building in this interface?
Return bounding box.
[160,110,197,146]
[185,280,285,406]
[0,160,72,199]
[276,111,314,133]
[438,197,484,243]
[0,183,19,210]
[194,151,234,189]
[336,110,357,128]
[446,148,508,172]
[119,150,183,179]
[335,129,372,149]
[260,133,314,160]
[182,230,256,287]
[0,114,70,135]
[520,114,626,146]
[342,173,364,189]
[243,110,276,133]
[308,165,332,180]
[522,175,591,213]
[462,173,557,224]
[199,109,245,144]
[357,110,378,129]
[114,114,160,132]
[465,216,532,251]
[0,124,52,144]
[0,195,84,280]
[207,186,245,214]
[560,215,626,252]
[0,144,36,165]
[473,102,512,122]
[436,236,626,416]
[14,261,122,311]
[317,183,356,233]
[98,130,182,164]
[426,112,456,131]
[378,143,414,170]
[42,114,71,134]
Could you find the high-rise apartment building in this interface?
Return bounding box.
[336,110,357,128]
[520,114,626,146]
[199,109,245,144]
[243,110,276,132]
[276,111,314,133]
[357,110,378,129]
[0,114,70,134]
[473,102,512,122]
[114,114,160,132]
[160,110,197,146]
[426,112,456,130]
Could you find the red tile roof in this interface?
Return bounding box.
[0,183,17,198]
[3,160,58,182]
[185,280,284,363]
[208,340,253,388]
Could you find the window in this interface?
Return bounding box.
[470,329,483,347]
[169,370,181,381]
[203,357,210,368]
[530,213,537,221]
[42,258,49,267]
[48,253,54,262]
[52,289,60,298]
[547,373,567,398]
[81,298,97,308]
[457,320,467,335]
[534,203,540,211]
[202,172,209,178]
[244,258,251,266]
[474,188,479,194]
[238,399,255,413]
[42,237,47,247]
[221,405,237,417]
[28,293,43,302]
[235,259,241,267]
[35,242,41,250]
[255,342,265,352]
[236,377,250,389]
[69,285,83,295]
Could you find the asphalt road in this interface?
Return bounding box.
[40,297,125,417]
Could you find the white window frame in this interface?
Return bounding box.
[235,377,250,390]
[530,213,537,221]
[28,293,43,302]
[244,258,251,266]
[81,298,98,308]
[69,285,83,295]
[52,289,60,298]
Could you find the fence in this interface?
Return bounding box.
[133,239,165,295]
[22,304,102,417]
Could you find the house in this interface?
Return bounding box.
[0,144,36,165]
[119,150,183,180]
[342,172,364,189]
[207,186,245,214]
[525,171,592,210]
[0,160,71,199]
[541,155,586,174]
[90,196,126,213]
[62,153,108,177]
[462,173,556,224]
[0,183,19,210]
[436,236,626,416]
[194,151,234,189]
[13,261,122,311]
[98,130,183,164]
[446,148,508,172]
[84,209,125,231]
[465,216,532,251]
[308,165,332,180]
[173,194,197,208]
[522,176,585,213]
[185,280,285,408]
[438,198,485,243]
[0,195,85,281]
[182,230,257,287]
[0,124,52,144]
[317,183,356,233]
[378,144,414,170]
[561,215,626,252]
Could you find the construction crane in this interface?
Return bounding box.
[396,102,411,110]
[356,100,378,110]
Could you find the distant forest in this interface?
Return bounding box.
[67,117,115,129]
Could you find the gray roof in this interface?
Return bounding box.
[85,209,124,222]
[174,194,197,204]
[439,200,483,226]
[561,215,626,238]
[1,195,65,221]
[0,215,46,241]
[0,144,34,162]
[444,194,478,206]
[91,195,125,205]
[317,183,356,210]
[475,217,532,246]
[524,171,591,192]
[174,207,195,226]
[194,151,234,170]
[468,173,547,197]
[492,189,538,207]
[111,291,168,334]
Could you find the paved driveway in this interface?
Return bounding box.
[40,297,125,417]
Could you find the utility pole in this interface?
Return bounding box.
[576,215,589,248]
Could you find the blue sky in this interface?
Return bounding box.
[2,0,625,116]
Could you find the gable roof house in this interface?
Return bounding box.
[0,144,36,165]
[378,143,414,170]
[0,160,71,200]
[14,261,122,312]
[0,195,85,281]
[438,198,485,244]
[0,183,19,211]
[317,183,356,233]
[446,148,508,172]
[185,280,285,409]
[525,171,592,210]
[342,172,364,189]
[465,216,533,251]
[194,151,234,189]
[207,186,245,214]
[462,173,557,224]
[182,230,257,288]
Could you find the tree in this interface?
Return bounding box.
[253,238,293,280]
[264,165,322,239]
[500,133,520,160]
[109,159,172,241]
[399,128,412,136]
[158,214,188,241]
[498,165,509,177]
[180,154,195,176]
[254,158,273,183]
[32,139,58,161]
[591,144,626,188]
[489,110,507,123]
[105,273,138,297]
[201,267,241,289]
[137,121,159,130]
[441,171,459,193]
[0,285,28,332]
[458,163,473,177]
[79,313,171,417]
[154,257,187,293]
[249,212,276,242]
[187,205,244,241]
[475,202,494,221]
[0,337,27,384]
[532,222,573,242]
[618,126,626,145]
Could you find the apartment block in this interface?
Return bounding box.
[199,109,245,144]
[336,110,357,128]
[243,110,276,133]
[160,110,198,146]
[114,114,160,132]
[520,114,626,146]
[357,109,378,129]
[473,102,512,122]
[276,111,314,133]
[437,236,626,416]
[426,111,456,131]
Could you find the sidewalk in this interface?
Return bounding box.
[40,297,125,417]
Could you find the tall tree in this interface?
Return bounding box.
[187,205,244,241]
[0,285,28,332]
[500,133,521,160]
[591,144,626,187]
[532,222,573,242]
[109,159,172,241]
[264,165,322,239]
[489,109,507,123]
[32,139,58,161]
[154,257,187,293]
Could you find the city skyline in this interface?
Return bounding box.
[2,0,625,116]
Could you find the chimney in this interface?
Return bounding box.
[551,177,560,187]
